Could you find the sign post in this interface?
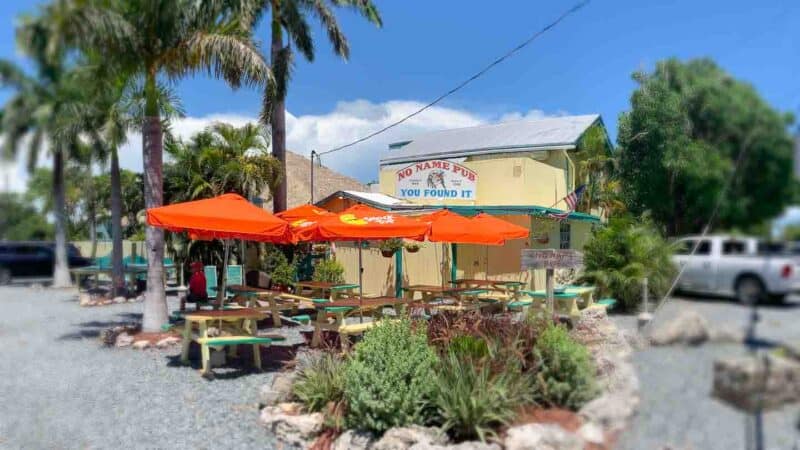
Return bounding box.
[521,249,584,316]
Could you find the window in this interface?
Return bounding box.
[722,240,746,255]
[559,222,571,249]
[675,239,711,255]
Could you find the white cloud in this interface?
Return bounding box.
[5,100,562,190]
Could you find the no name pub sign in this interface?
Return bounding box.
[395,159,478,200]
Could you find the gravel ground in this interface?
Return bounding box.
[614,296,800,450]
[0,285,309,450]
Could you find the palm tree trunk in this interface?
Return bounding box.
[270,15,287,214]
[142,72,167,332]
[51,149,72,288]
[110,147,125,297]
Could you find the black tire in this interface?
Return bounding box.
[768,294,787,305]
[0,266,10,285]
[735,275,765,305]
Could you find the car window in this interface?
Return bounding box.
[16,245,50,256]
[695,240,711,255]
[674,240,695,255]
[722,240,747,255]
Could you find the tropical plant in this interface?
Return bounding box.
[431,352,533,442]
[266,249,297,288]
[579,216,676,311]
[0,7,93,287]
[292,351,347,413]
[343,319,436,434]
[617,58,797,235]
[404,242,421,253]
[532,322,597,410]
[247,0,382,212]
[58,0,272,330]
[312,259,345,284]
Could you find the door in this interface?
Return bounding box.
[716,239,748,295]
[674,239,714,292]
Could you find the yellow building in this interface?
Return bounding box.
[317,114,611,297]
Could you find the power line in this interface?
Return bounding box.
[317,0,591,157]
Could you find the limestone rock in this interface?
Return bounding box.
[712,354,800,412]
[504,423,584,450]
[260,373,296,406]
[410,443,500,450]
[372,425,448,450]
[156,336,180,348]
[579,392,638,435]
[113,296,127,304]
[577,422,605,445]
[649,310,710,346]
[115,333,134,347]
[78,293,92,306]
[708,326,744,344]
[332,429,374,450]
[259,404,324,447]
[132,340,150,350]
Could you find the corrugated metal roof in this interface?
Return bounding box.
[381,114,601,165]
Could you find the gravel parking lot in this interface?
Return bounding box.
[0,286,306,450]
[615,296,800,450]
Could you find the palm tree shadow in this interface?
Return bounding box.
[57,319,138,340]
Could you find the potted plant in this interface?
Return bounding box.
[404,242,420,253]
[312,243,328,255]
[270,259,296,292]
[379,238,404,258]
[312,259,345,284]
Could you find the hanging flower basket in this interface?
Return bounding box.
[381,249,396,258]
[378,238,404,258]
[405,243,420,253]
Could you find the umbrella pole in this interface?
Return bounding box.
[358,240,364,323]
[219,238,230,309]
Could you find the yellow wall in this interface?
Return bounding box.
[379,151,571,208]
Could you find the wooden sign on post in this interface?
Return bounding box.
[521,249,584,316]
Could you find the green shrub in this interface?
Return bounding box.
[292,352,346,412]
[447,335,489,362]
[343,319,437,433]
[579,216,676,311]
[533,323,597,410]
[312,259,345,284]
[431,352,533,442]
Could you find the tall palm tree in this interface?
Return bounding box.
[250,0,382,213]
[0,10,89,288]
[59,0,272,331]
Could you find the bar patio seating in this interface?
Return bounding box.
[310,297,408,350]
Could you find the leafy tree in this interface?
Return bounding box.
[248,0,382,212]
[59,0,272,330]
[0,5,93,287]
[617,58,796,236]
[783,224,800,242]
[0,192,53,240]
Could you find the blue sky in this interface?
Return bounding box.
[0,0,798,190]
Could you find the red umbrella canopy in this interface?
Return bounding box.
[146,193,292,242]
[276,204,332,242]
[315,204,429,241]
[471,212,529,240]
[417,210,505,245]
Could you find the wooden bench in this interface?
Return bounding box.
[196,334,286,375]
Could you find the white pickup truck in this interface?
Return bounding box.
[672,235,800,303]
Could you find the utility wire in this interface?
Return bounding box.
[317,0,591,157]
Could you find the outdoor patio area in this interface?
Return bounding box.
[0,287,306,449]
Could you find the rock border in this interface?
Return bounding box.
[258,307,640,449]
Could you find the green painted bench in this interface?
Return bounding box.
[195,334,286,376]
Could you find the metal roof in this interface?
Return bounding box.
[315,190,602,223]
[382,114,602,165]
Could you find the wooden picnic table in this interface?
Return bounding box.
[310,296,408,349]
[294,280,360,302]
[452,279,526,307]
[521,286,596,320]
[180,308,270,376]
[226,285,316,327]
[70,263,175,290]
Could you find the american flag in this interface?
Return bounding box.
[547,185,586,221]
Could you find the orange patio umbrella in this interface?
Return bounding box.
[315,204,429,241]
[146,193,292,303]
[276,204,333,242]
[417,209,505,245]
[472,212,529,240]
[313,205,430,310]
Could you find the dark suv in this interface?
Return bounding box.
[0,242,93,284]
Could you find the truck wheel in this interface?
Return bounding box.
[735,276,764,305]
[0,267,10,285]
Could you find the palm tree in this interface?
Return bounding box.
[250,0,382,213]
[0,11,89,288]
[59,0,272,331]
